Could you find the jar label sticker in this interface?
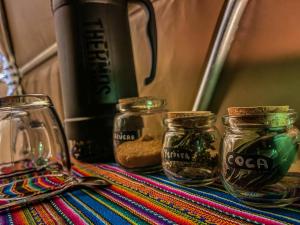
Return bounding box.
[226,152,273,171]
[114,131,141,144]
[163,147,193,162]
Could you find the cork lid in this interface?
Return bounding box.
[165,111,216,128]
[224,106,297,127]
[166,111,212,119]
[227,106,289,116]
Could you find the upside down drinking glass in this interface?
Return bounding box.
[0,95,70,177]
[0,95,71,204]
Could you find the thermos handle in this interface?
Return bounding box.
[129,0,157,85]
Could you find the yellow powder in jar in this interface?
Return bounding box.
[116,136,162,169]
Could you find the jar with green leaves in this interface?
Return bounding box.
[162,111,220,186]
[222,106,300,207]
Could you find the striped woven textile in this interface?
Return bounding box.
[0,163,299,225]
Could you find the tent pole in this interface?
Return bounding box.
[192,0,249,111]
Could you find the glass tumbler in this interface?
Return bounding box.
[222,109,300,207]
[0,95,70,179]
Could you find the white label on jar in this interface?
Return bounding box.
[114,131,141,144]
[226,152,272,171]
[163,147,193,162]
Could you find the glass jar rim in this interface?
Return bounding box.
[0,94,52,111]
[118,96,166,112]
[222,109,297,128]
[165,111,216,128]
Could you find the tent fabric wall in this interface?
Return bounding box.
[1,0,300,132]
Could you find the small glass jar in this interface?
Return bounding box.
[113,96,166,173]
[162,112,220,186]
[222,109,300,207]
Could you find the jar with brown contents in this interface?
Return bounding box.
[113,97,166,173]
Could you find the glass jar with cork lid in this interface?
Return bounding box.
[222,106,300,207]
[113,96,167,173]
[162,111,220,186]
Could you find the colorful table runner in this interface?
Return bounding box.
[0,163,299,225]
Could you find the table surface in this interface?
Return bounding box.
[0,163,299,225]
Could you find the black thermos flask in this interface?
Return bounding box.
[52,0,157,162]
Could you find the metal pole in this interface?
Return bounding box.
[19,43,58,75]
[192,0,249,111]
